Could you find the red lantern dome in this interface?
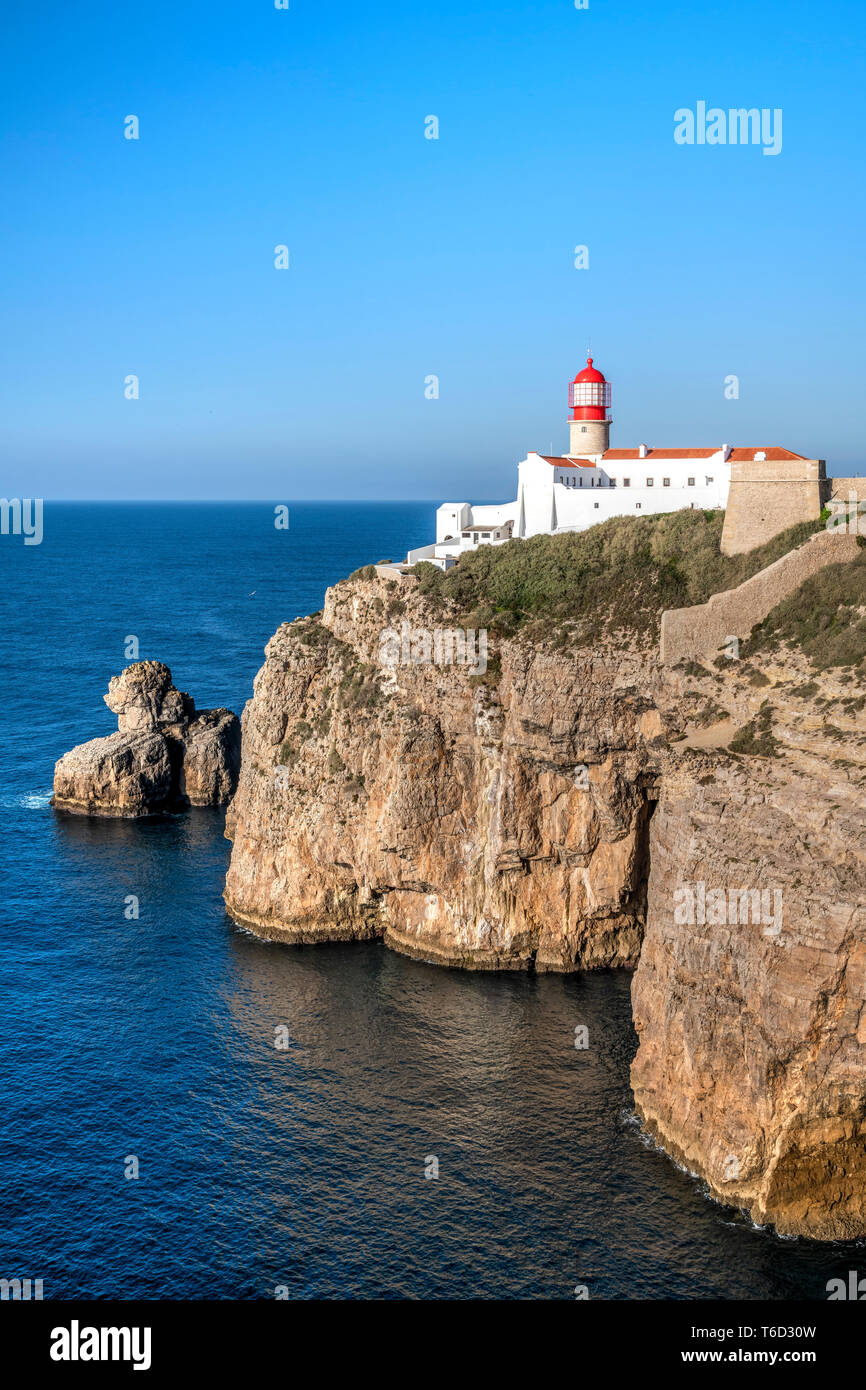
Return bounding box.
[569,356,611,421]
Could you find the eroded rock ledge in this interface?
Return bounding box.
[53,661,240,816]
[224,563,866,1239]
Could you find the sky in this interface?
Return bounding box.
[1,0,864,500]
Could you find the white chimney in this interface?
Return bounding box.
[754,450,767,462]
[638,444,648,459]
[721,444,732,461]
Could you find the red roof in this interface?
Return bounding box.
[727,447,807,462]
[602,448,717,460]
[539,454,597,469]
[573,356,606,384]
[602,447,807,462]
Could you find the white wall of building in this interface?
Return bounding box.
[436,503,472,543]
[410,446,733,569]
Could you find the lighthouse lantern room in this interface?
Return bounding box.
[569,356,612,455]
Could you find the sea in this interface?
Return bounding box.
[0,501,858,1299]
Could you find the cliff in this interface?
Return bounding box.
[53,662,240,816]
[634,546,866,1238]
[635,650,866,1239]
[223,513,866,1237]
[223,585,664,970]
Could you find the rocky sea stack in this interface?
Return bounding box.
[53,661,240,817]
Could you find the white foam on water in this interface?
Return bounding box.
[2,790,53,810]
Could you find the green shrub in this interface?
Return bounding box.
[469,651,502,688]
[729,704,778,757]
[339,663,382,711]
[414,562,447,597]
[744,551,866,671]
[413,511,824,643]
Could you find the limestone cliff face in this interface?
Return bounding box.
[632,657,866,1239]
[224,568,866,1237]
[224,577,665,969]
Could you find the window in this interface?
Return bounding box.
[687,477,695,487]
[481,532,490,539]
[635,502,642,509]
[646,477,654,487]
[622,478,630,487]
[663,477,670,487]
[609,479,616,487]
[706,476,714,484]
[461,531,470,538]
[579,477,583,486]
[581,425,587,433]
[594,502,599,509]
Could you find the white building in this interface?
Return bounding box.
[406,357,808,570]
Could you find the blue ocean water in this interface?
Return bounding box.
[0,502,858,1300]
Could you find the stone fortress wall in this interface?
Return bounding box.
[660,530,861,665]
[660,456,865,665]
[720,455,828,556]
[829,477,866,503]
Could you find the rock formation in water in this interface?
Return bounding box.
[53,661,240,816]
[223,520,866,1239]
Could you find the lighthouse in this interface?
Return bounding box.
[406,350,822,571]
[569,356,611,455]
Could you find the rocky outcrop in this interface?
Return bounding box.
[223,583,665,969]
[180,710,244,807]
[105,661,194,734]
[223,559,866,1239]
[632,653,866,1239]
[53,662,240,817]
[51,730,175,817]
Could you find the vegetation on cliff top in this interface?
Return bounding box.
[744,547,866,671]
[412,510,823,641]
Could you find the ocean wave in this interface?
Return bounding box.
[1,790,53,810]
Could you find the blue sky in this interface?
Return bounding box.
[1,0,864,499]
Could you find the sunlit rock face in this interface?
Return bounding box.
[224,566,866,1239]
[53,661,240,817]
[632,664,866,1240]
[223,576,663,969]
